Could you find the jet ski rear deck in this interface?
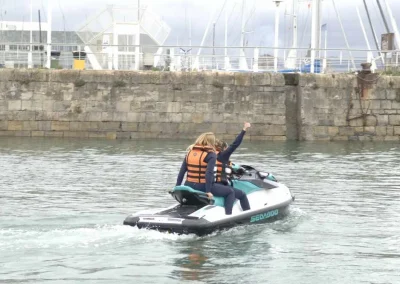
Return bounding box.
[123,165,294,236]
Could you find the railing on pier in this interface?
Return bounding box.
[0,43,398,73]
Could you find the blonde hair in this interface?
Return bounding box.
[186,132,216,152]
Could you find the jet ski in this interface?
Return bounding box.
[123,165,295,236]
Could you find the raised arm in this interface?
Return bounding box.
[218,122,251,162]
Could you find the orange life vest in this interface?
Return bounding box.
[186,145,214,183]
[215,151,233,184]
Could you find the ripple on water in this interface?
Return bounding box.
[1,138,400,284]
[0,225,202,251]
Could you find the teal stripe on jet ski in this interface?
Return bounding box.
[173,182,262,208]
[213,197,225,207]
[231,180,262,195]
[173,186,225,207]
[218,181,262,207]
[173,185,205,195]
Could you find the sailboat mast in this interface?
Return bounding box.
[28,0,33,68]
[310,0,321,73]
[224,7,230,70]
[356,6,372,51]
[239,0,248,70]
[362,0,384,63]
[382,0,400,49]
[292,0,297,49]
[331,0,355,70]
[273,1,283,72]
[189,16,192,48]
[46,0,52,69]
[138,0,140,20]
[240,0,245,50]
[376,0,390,34]
[38,10,43,68]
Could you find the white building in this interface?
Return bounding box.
[0,5,171,70]
[76,5,171,70]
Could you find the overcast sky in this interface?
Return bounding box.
[0,0,399,52]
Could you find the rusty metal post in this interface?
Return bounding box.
[357,62,378,98]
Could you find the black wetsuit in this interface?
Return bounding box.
[216,130,250,211]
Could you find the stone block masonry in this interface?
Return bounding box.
[296,73,400,141]
[0,69,399,141]
[0,70,286,141]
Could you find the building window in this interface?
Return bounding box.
[33,45,44,51]
[8,45,30,51]
[0,45,5,51]
[19,45,29,51]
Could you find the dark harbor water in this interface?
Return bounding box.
[1,137,400,284]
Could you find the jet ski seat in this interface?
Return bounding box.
[171,186,225,207]
[172,181,263,208]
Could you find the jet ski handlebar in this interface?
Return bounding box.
[232,164,278,182]
[232,164,255,177]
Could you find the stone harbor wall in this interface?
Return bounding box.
[0,70,287,140]
[0,69,399,141]
[297,73,400,141]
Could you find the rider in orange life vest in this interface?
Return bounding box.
[176,132,237,215]
[215,122,251,212]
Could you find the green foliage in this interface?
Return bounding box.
[18,78,31,85]
[74,79,86,88]
[380,70,400,76]
[73,105,82,114]
[212,80,224,89]
[172,84,182,91]
[113,80,127,88]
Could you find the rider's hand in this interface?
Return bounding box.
[236,167,246,175]
[206,192,214,199]
[243,122,251,131]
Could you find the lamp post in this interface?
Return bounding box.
[273,0,284,72]
[28,0,33,68]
